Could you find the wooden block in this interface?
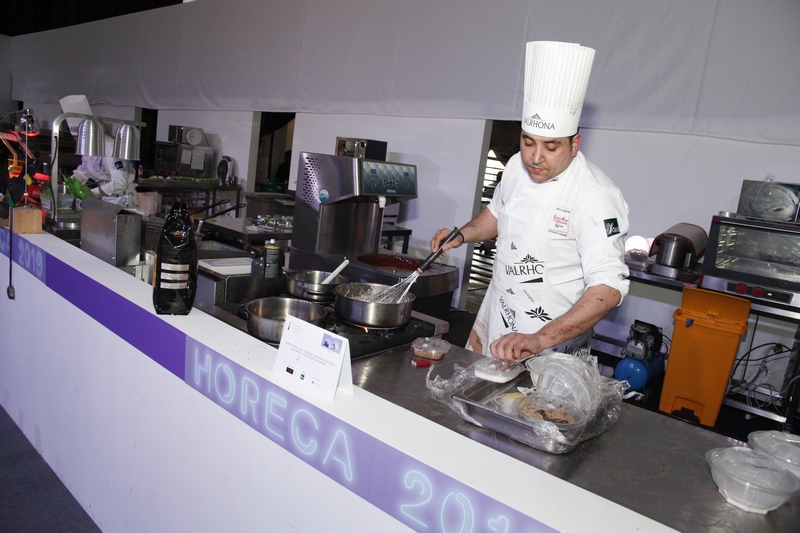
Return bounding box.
[11,206,43,234]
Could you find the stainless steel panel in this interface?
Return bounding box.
[317,202,382,255]
[80,197,141,267]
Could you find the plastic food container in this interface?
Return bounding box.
[490,392,526,415]
[748,430,800,480]
[513,393,587,443]
[474,357,526,383]
[534,359,594,412]
[705,446,800,513]
[411,337,450,360]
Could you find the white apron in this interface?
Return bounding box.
[469,173,591,357]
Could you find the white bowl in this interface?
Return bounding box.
[749,430,800,480]
[706,447,800,513]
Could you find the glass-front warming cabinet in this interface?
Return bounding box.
[702,214,800,310]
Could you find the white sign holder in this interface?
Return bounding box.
[273,315,353,400]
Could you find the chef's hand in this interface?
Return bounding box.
[65,176,93,200]
[430,227,464,256]
[490,332,543,363]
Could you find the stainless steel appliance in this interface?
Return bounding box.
[701,213,800,429]
[335,137,387,160]
[289,152,459,319]
[80,196,142,271]
[737,180,800,222]
[650,223,707,279]
[701,214,800,311]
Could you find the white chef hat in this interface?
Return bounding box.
[522,41,595,138]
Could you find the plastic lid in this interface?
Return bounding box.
[411,337,450,359]
[749,431,800,470]
[706,447,800,493]
[474,357,526,383]
[535,359,593,411]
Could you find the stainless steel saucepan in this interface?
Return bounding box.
[286,270,348,302]
[245,296,327,343]
[334,282,415,328]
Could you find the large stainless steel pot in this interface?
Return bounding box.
[286,270,348,302]
[245,296,327,343]
[334,282,415,328]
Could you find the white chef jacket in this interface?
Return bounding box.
[470,151,629,356]
[73,135,138,207]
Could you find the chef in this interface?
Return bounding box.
[71,132,138,208]
[59,97,138,208]
[430,41,629,362]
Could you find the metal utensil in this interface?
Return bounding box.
[373,226,461,303]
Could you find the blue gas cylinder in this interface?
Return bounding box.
[615,355,664,391]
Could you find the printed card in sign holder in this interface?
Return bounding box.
[273,315,353,400]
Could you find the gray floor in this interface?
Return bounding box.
[0,405,101,533]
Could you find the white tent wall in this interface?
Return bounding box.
[5,0,800,353]
[9,0,800,144]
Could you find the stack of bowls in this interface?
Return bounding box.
[706,446,800,513]
[748,430,800,480]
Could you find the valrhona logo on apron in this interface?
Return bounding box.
[503,253,545,282]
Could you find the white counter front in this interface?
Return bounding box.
[0,229,675,533]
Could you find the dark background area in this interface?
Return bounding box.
[0,0,180,37]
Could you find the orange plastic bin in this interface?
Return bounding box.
[658,288,750,427]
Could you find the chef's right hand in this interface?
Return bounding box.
[430,227,464,255]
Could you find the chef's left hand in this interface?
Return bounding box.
[490,332,543,363]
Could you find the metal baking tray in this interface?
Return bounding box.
[452,374,579,454]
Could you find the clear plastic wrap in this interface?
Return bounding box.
[429,352,630,453]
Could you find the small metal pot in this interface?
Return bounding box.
[655,235,692,269]
[286,270,348,302]
[334,282,415,329]
[245,296,327,343]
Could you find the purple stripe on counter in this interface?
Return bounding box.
[185,338,559,533]
[45,253,186,379]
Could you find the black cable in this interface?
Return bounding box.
[6,204,13,299]
[738,313,759,381]
[731,341,785,378]
[736,344,797,366]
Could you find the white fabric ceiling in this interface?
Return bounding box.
[10,0,800,145]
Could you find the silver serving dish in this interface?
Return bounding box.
[452,374,581,454]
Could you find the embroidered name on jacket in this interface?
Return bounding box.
[504,254,545,282]
[548,206,571,236]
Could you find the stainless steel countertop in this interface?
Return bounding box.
[352,344,800,532]
[200,217,293,244]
